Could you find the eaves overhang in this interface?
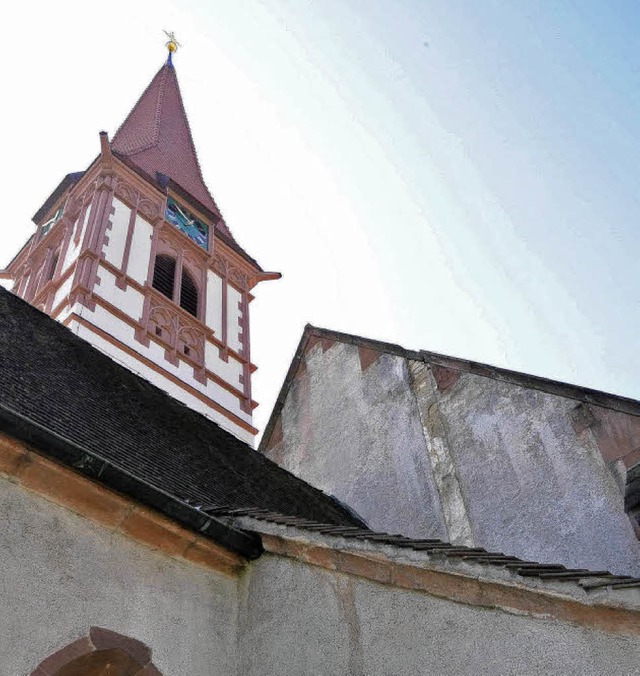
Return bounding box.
[32,172,85,224]
[0,402,263,561]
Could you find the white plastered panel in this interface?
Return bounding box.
[206,271,223,336]
[205,341,243,386]
[127,215,153,285]
[52,276,73,310]
[94,265,144,319]
[103,198,131,268]
[226,285,242,353]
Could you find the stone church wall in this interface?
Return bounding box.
[237,553,640,676]
[263,339,640,577]
[264,340,448,540]
[0,478,237,675]
[410,361,640,576]
[3,452,639,675]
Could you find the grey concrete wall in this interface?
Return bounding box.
[0,478,237,676]
[238,553,640,676]
[266,341,447,539]
[264,341,640,576]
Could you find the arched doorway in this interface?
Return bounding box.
[31,627,161,675]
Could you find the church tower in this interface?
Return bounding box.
[0,45,279,444]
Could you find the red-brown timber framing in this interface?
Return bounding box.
[2,138,276,436]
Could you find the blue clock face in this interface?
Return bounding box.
[165,198,209,250]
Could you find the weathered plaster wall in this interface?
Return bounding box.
[264,340,640,576]
[419,364,640,576]
[0,477,238,675]
[267,341,447,538]
[3,454,639,675]
[237,553,640,676]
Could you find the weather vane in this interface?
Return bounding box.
[163,30,181,63]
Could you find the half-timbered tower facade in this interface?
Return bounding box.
[1,55,279,444]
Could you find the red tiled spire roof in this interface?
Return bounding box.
[112,60,233,238]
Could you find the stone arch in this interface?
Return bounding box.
[31,627,161,675]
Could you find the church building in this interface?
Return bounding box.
[261,325,640,577]
[1,43,279,445]
[1,43,639,675]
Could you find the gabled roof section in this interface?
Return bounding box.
[260,324,640,452]
[0,290,361,545]
[111,60,234,241]
[33,171,85,224]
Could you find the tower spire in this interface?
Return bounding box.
[1,43,279,445]
[111,46,225,223]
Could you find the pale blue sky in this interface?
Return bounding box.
[1,1,638,433]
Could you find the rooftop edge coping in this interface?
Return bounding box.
[226,509,640,636]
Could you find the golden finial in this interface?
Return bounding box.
[163,30,181,55]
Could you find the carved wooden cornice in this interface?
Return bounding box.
[113,176,164,225]
[147,287,206,368]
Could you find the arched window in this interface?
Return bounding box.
[180,268,198,317]
[151,254,200,319]
[152,254,176,300]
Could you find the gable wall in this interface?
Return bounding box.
[411,361,640,575]
[263,340,640,576]
[264,340,448,539]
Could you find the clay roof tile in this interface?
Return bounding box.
[112,60,234,240]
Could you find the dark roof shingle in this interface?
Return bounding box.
[0,288,359,529]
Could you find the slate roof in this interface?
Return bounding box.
[33,172,85,224]
[0,289,360,553]
[111,59,235,242]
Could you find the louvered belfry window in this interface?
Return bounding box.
[152,254,176,300]
[180,269,198,317]
[152,254,199,318]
